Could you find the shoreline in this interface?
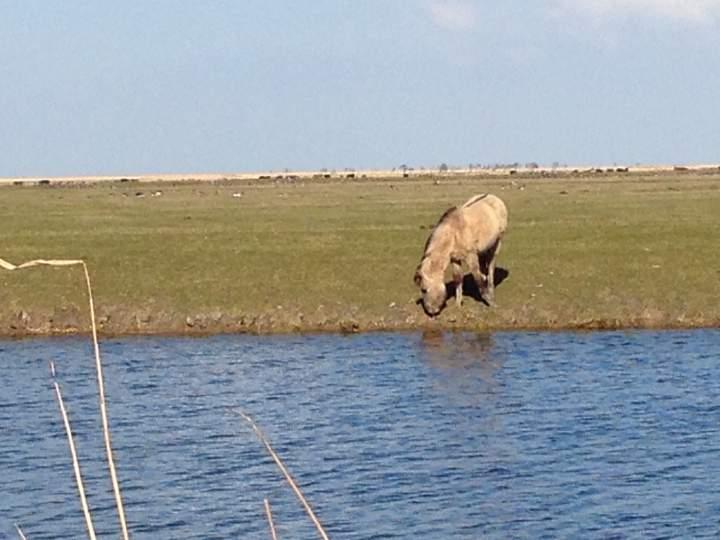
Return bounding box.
[2,310,717,339]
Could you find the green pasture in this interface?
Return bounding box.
[1,171,718,334]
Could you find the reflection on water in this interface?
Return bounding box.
[418,330,503,407]
[1,330,720,539]
[419,330,497,368]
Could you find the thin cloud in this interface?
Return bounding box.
[556,0,720,24]
[427,0,479,31]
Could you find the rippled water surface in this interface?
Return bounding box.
[1,330,719,539]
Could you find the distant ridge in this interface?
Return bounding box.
[2,163,719,186]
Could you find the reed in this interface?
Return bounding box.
[0,258,130,539]
[4,256,335,537]
[239,411,330,540]
[53,375,98,540]
[14,524,28,540]
[264,498,278,540]
[80,261,130,540]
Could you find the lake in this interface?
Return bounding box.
[1,330,719,539]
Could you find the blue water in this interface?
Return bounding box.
[1,330,719,539]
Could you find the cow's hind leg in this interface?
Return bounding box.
[467,254,487,300]
[451,259,464,306]
[479,238,502,306]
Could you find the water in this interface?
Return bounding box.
[1,330,719,539]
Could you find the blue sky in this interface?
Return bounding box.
[2,0,720,176]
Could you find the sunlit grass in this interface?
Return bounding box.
[1,171,719,333]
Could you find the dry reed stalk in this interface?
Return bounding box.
[53,378,97,540]
[0,257,130,540]
[238,411,330,540]
[79,262,131,540]
[264,498,278,540]
[15,524,28,540]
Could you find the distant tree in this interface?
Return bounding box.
[439,163,449,173]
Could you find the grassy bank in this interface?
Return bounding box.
[1,171,719,336]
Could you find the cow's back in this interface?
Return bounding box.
[455,194,505,254]
[480,194,507,234]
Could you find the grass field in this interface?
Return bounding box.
[1,170,719,335]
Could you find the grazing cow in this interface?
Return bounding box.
[414,194,507,316]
